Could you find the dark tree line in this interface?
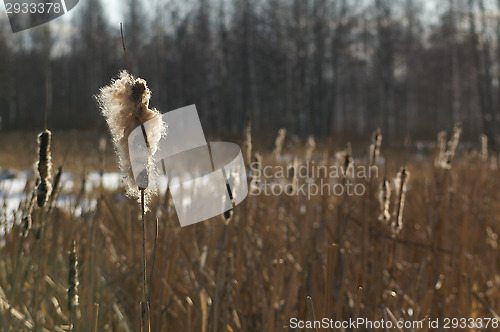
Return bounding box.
[0,0,499,146]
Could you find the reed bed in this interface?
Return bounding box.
[0,128,499,331]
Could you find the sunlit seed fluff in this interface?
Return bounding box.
[378,177,391,224]
[68,240,79,311]
[36,130,52,207]
[392,168,410,235]
[97,71,166,206]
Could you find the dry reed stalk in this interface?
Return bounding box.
[323,244,338,318]
[352,287,363,332]
[140,190,150,332]
[186,297,193,332]
[200,289,208,332]
[378,177,391,225]
[369,128,382,166]
[68,240,79,332]
[47,165,62,213]
[305,136,316,161]
[92,303,99,332]
[36,130,52,208]
[148,218,159,304]
[335,250,350,323]
[245,116,252,166]
[273,128,286,160]
[306,296,319,332]
[392,168,410,235]
[140,301,150,332]
[480,134,488,161]
[435,131,447,168]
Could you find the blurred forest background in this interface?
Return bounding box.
[0,0,499,146]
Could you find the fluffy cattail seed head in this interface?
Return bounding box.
[97,71,166,205]
[36,130,52,207]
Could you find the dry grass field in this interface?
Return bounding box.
[0,127,499,331]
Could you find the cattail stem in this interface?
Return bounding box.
[140,301,151,332]
[120,23,132,74]
[140,189,150,332]
[148,218,159,304]
[68,241,79,332]
[33,209,46,332]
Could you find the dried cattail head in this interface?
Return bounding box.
[480,134,488,161]
[97,71,166,205]
[369,128,382,166]
[20,182,37,238]
[37,130,52,181]
[392,168,410,235]
[378,177,391,224]
[36,180,51,208]
[36,130,52,207]
[68,240,79,311]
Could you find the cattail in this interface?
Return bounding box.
[36,130,52,207]
[68,240,79,311]
[97,71,166,205]
[378,177,391,224]
[273,128,287,160]
[480,134,488,161]
[20,181,37,238]
[369,128,382,166]
[305,136,316,161]
[392,168,410,235]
